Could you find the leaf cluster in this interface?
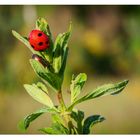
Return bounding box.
[12,18,129,134]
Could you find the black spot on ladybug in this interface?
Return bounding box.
[38,42,43,46]
[46,41,49,44]
[31,45,34,48]
[38,33,42,37]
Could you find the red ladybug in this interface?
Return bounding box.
[28,30,50,51]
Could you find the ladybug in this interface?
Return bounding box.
[29,30,50,51]
[32,54,49,67]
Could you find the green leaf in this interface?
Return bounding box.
[59,47,69,76]
[52,113,65,125]
[30,59,62,92]
[18,107,59,131]
[53,34,63,73]
[12,30,41,56]
[40,123,69,134]
[70,73,87,103]
[35,18,53,62]
[83,115,105,134]
[68,80,129,110]
[35,82,48,94]
[79,79,129,101]
[71,109,84,134]
[36,17,52,38]
[53,22,72,74]
[40,127,60,134]
[24,84,54,107]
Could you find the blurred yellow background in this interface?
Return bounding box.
[0,5,140,134]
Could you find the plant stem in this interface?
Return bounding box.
[57,90,67,111]
[57,90,76,133]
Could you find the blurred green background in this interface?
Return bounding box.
[0,5,140,134]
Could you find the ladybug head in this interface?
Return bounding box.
[29,30,50,51]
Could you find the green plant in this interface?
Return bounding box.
[12,17,128,134]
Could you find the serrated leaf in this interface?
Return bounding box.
[83,115,105,134]
[53,22,71,74]
[30,59,62,92]
[18,107,59,131]
[12,30,41,56]
[68,80,129,110]
[71,109,84,134]
[24,84,54,107]
[40,122,69,134]
[70,73,87,103]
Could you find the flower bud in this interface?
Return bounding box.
[32,54,49,67]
